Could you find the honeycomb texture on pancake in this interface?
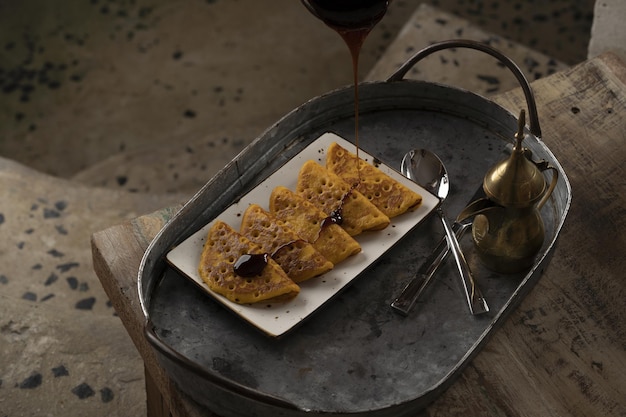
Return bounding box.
[198,221,300,304]
[240,204,333,282]
[326,142,423,218]
[269,186,361,265]
[295,161,390,236]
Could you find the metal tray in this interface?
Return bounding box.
[138,40,571,417]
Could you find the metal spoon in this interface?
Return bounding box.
[392,149,489,315]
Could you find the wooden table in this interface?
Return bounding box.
[92,52,626,417]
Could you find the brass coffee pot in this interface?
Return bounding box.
[457,110,558,273]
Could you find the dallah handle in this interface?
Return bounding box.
[533,160,559,210]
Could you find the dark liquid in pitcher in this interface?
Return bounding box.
[303,0,388,163]
[303,0,388,30]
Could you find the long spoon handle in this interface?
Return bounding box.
[391,222,468,315]
[438,209,489,315]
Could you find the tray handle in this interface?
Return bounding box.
[387,39,541,138]
[144,320,303,411]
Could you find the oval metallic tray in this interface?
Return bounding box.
[138,41,571,417]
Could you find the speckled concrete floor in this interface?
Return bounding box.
[0,1,595,416]
[433,0,595,64]
[0,0,594,179]
[0,0,416,179]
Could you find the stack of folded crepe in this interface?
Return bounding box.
[197,142,422,304]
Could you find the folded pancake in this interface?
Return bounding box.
[240,204,333,283]
[326,142,422,218]
[198,220,300,304]
[295,160,390,236]
[269,186,361,265]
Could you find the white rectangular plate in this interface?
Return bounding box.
[166,132,439,337]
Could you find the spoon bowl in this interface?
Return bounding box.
[393,149,489,315]
[401,149,450,198]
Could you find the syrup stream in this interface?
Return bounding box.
[235,3,389,278]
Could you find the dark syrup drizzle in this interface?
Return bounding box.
[303,0,389,157]
[234,2,388,278]
[307,1,388,238]
[319,182,358,230]
[234,183,356,278]
[234,238,305,278]
[233,253,269,277]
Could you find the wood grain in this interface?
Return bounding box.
[427,52,626,417]
[91,53,626,417]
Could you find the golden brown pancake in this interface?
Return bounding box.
[295,160,390,236]
[198,221,300,304]
[326,142,422,218]
[269,186,361,265]
[240,204,333,283]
